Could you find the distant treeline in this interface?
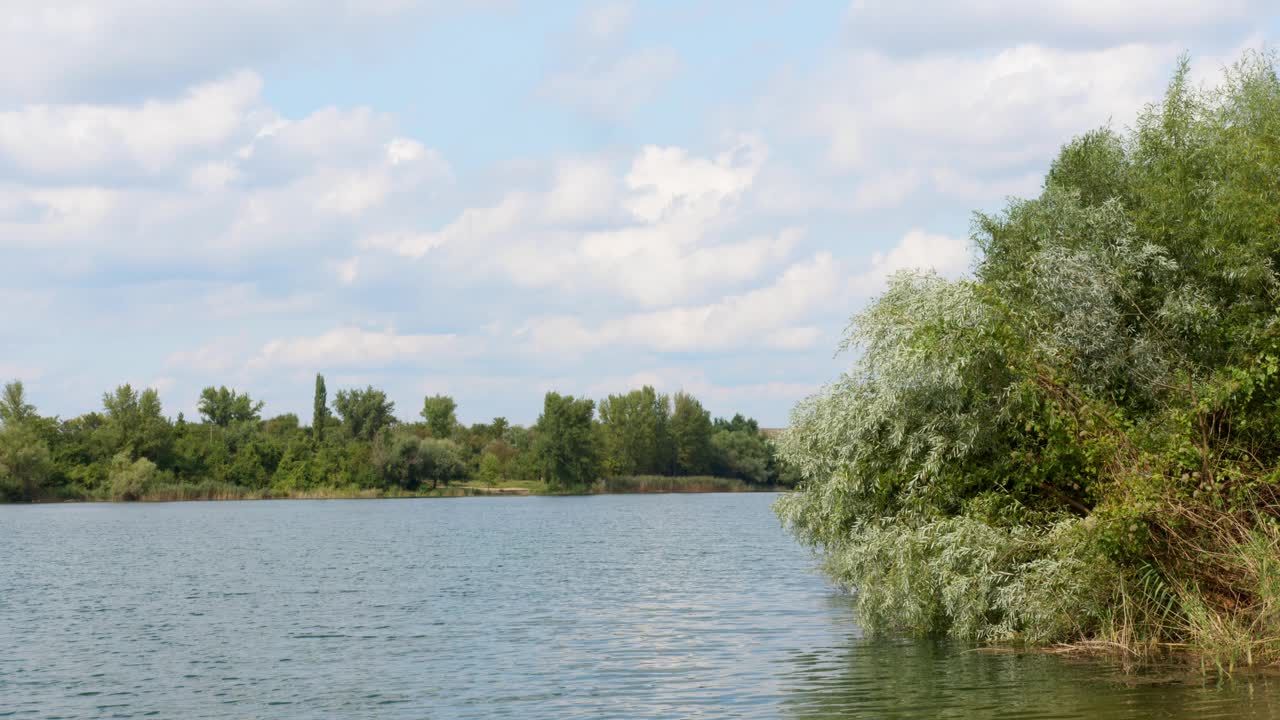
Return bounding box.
[0,376,795,502]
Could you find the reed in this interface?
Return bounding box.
[599,475,754,494]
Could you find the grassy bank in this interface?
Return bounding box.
[28,475,766,503]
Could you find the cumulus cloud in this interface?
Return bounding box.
[812,44,1169,173]
[359,135,789,307]
[0,1,489,103]
[851,229,972,294]
[0,71,263,180]
[517,252,841,354]
[4,1,1273,426]
[755,40,1187,215]
[0,76,451,265]
[249,327,479,370]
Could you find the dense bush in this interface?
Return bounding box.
[778,52,1280,667]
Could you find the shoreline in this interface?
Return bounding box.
[7,476,778,505]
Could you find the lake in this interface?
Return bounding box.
[2,493,1279,718]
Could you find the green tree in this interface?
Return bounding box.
[99,385,172,462]
[108,451,158,501]
[312,374,328,443]
[377,432,467,490]
[197,386,264,427]
[0,424,52,501]
[477,451,502,486]
[533,392,599,489]
[0,380,37,426]
[713,413,759,434]
[597,386,671,476]
[333,385,396,441]
[419,438,466,489]
[777,53,1280,647]
[670,392,713,475]
[271,440,313,493]
[710,429,770,484]
[421,394,458,438]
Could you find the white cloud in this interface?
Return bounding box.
[810,44,1169,173]
[0,72,262,180]
[543,157,620,224]
[358,231,447,259]
[851,229,972,294]
[250,326,478,369]
[0,78,451,265]
[845,0,1267,51]
[624,140,765,223]
[518,252,841,354]
[5,1,1271,428]
[360,135,789,307]
[0,1,488,103]
[758,41,1182,212]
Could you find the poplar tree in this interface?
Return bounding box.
[312,374,328,443]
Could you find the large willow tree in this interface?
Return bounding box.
[778,53,1280,660]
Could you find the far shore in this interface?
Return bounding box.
[9,475,778,505]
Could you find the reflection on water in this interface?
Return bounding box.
[781,634,1280,719]
[1,494,1278,718]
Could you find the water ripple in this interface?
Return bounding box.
[1,495,1278,718]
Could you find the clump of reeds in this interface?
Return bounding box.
[601,475,753,493]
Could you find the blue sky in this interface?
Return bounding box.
[2,1,1277,427]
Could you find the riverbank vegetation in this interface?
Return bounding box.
[777,52,1280,671]
[0,376,792,503]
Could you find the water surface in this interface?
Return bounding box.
[2,494,1278,718]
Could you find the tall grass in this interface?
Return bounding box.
[599,475,754,493]
[132,482,488,502]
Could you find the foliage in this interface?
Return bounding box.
[670,392,713,475]
[0,374,776,502]
[312,374,328,443]
[100,385,173,462]
[534,392,600,489]
[375,431,467,490]
[333,386,396,441]
[421,394,459,439]
[0,381,37,426]
[778,52,1280,661]
[477,451,503,486]
[197,386,264,427]
[0,423,53,501]
[711,429,771,485]
[598,386,672,476]
[108,452,159,501]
